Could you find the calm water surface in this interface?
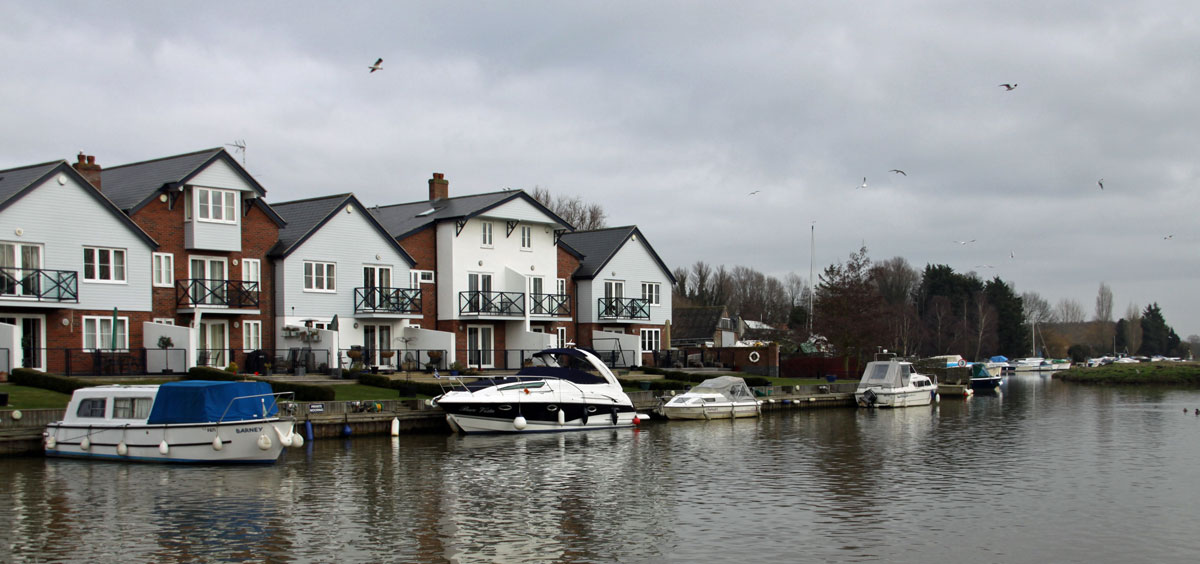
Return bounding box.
[4,374,1200,563]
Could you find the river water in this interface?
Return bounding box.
[4,373,1200,563]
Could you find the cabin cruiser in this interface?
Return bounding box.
[855,359,938,408]
[660,376,762,420]
[968,362,1004,391]
[1010,357,1046,372]
[44,380,300,463]
[433,346,649,434]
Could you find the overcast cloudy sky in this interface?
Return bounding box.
[3,1,1199,336]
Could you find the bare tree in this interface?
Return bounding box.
[871,256,919,306]
[1124,302,1143,354]
[784,272,807,307]
[1055,298,1086,323]
[1094,282,1114,322]
[530,186,607,230]
[1022,292,1053,324]
[671,266,691,303]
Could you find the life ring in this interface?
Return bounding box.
[749,351,761,363]
[957,359,967,367]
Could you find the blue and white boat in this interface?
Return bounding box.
[44,380,300,463]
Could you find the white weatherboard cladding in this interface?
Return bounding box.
[0,175,153,311]
[487,198,565,226]
[578,236,672,324]
[187,217,241,252]
[437,218,558,320]
[277,204,412,319]
[188,159,257,193]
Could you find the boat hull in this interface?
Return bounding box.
[855,388,935,408]
[45,419,294,463]
[970,376,1004,390]
[438,400,640,434]
[661,402,761,420]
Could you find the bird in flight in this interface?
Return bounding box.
[1010,250,1016,259]
[857,177,868,189]
[999,83,1018,91]
[889,169,906,176]
[975,264,994,269]
[369,58,383,73]
[1164,234,1174,240]
[956,239,976,245]
[748,190,760,196]
[1098,178,1104,190]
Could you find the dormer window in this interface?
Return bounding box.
[196,187,238,224]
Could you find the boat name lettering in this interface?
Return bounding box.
[459,406,496,415]
[236,427,264,434]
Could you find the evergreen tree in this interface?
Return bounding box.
[1114,319,1128,354]
[985,277,1026,359]
[1138,303,1171,356]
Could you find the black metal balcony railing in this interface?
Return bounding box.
[597,297,650,320]
[176,278,260,308]
[354,286,422,314]
[530,293,570,316]
[459,290,525,316]
[0,267,78,302]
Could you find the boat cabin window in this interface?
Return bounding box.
[498,381,547,392]
[900,364,912,378]
[76,398,107,418]
[866,364,890,381]
[113,397,153,419]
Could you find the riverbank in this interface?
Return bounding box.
[1055,362,1200,385]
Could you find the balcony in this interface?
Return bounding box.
[459,290,525,317]
[0,267,78,302]
[597,297,650,320]
[529,293,570,316]
[176,278,259,309]
[355,287,422,315]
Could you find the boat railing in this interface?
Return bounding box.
[217,391,297,423]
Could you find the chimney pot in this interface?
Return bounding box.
[86,155,95,165]
[71,153,102,190]
[428,172,449,201]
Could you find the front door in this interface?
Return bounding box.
[362,324,393,368]
[467,325,494,368]
[199,321,228,367]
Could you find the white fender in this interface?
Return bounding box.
[116,441,128,456]
[391,417,400,437]
[273,425,293,447]
[290,433,304,448]
[557,409,565,426]
[79,437,90,451]
[45,435,57,449]
[212,436,224,451]
[513,416,528,430]
[158,440,169,455]
[257,434,272,451]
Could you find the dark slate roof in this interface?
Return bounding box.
[270,193,414,265]
[99,148,284,225]
[370,190,572,239]
[558,226,676,283]
[0,160,158,247]
[670,306,728,342]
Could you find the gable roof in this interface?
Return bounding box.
[370,189,572,240]
[270,193,414,265]
[0,160,158,248]
[670,306,729,343]
[558,225,676,283]
[99,148,285,225]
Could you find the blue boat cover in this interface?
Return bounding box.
[990,355,1009,363]
[146,380,278,424]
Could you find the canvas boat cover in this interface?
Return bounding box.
[858,361,914,389]
[146,380,278,424]
[689,376,757,402]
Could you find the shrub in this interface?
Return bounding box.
[225,361,239,374]
[10,368,92,394]
[183,366,335,401]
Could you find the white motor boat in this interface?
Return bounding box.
[660,376,762,420]
[1010,357,1046,372]
[854,359,938,408]
[433,346,649,434]
[44,380,300,463]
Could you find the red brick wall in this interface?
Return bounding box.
[557,246,579,343]
[398,227,436,325]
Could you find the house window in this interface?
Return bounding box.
[242,258,261,286]
[83,247,126,282]
[640,329,661,352]
[520,226,532,250]
[557,327,567,348]
[641,282,661,305]
[153,318,175,325]
[152,253,174,288]
[83,316,129,351]
[0,242,43,297]
[410,270,435,287]
[243,320,262,352]
[481,221,493,247]
[196,187,237,223]
[304,261,336,291]
[556,278,566,295]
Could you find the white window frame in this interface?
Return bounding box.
[641,282,661,306]
[520,225,532,250]
[481,221,493,247]
[83,247,127,283]
[304,261,337,292]
[557,327,567,348]
[152,252,174,288]
[242,258,261,286]
[196,187,238,224]
[556,278,566,295]
[83,316,129,351]
[153,318,175,325]
[243,320,262,352]
[409,269,435,287]
[640,328,662,352]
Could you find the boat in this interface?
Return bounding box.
[433,346,649,434]
[854,359,938,408]
[44,380,300,463]
[1010,357,1046,372]
[660,376,762,420]
[1042,358,1072,371]
[969,362,1004,391]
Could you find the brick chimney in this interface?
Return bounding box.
[72,152,102,190]
[428,172,448,201]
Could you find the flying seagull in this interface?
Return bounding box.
[1164,234,1174,240]
[999,83,1018,91]
[1010,250,1015,259]
[889,169,907,176]
[857,177,868,189]
[1098,178,1104,190]
[748,190,760,196]
[369,58,383,73]
[955,239,976,245]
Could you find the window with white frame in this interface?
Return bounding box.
[153,318,175,325]
[196,187,238,223]
[243,320,262,352]
[481,221,493,246]
[83,316,129,351]
[557,327,567,348]
[556,278,566,295]
[410,269,435,287]
[640,328,661,352]
[304,261,336,291]
[83,247,126,282]
[242,258,261,288]
[152,252,174,287]
[520,225,532,249]
[641,282,661,305]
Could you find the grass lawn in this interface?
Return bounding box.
[1057,363,1200,385]
[333,383,403,401]
[0,383,71,410]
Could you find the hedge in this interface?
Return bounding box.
[9,368,93,395]
[359,372,445,398]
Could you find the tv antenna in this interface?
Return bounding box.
[225,139,247,165]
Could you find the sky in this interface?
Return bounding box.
[3,1,1199,336]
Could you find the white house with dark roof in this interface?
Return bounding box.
[271,193,452,373]
[0,159,157,373]
[559,226,675,367]
[371,173,574,369]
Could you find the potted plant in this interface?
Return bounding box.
[158,335,175,374]
[449,361,464,376]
